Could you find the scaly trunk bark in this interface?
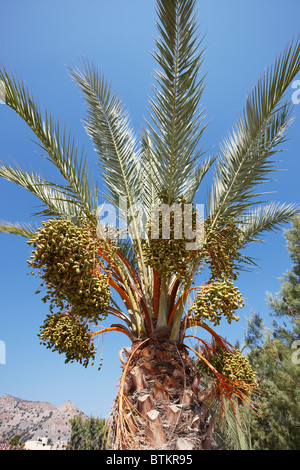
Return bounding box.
[111,331,217,450]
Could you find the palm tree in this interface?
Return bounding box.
[0,0,299,450]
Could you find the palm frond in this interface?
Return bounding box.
[147,0,207,204]
[68,60,141,214]
[115,239,138,272]
[68,60,151,288]
[239,201,299,245]
[215,397,252,450]
[0,67,98,222]
[0,163,83,220]
[182,154,215,203]
[139,129,160,220]
[209,38,300,226]
[0,221,38,238]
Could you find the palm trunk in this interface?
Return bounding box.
[111,332,217,450]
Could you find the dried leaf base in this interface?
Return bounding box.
[110,339,217,450]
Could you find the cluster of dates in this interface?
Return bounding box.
[27,219,111,323]
[189,279,244,326]
[201,217,243,280]
[198,345,257,393]
[143,198,198,281]
[38,313,97,368]
[27,219,113,367]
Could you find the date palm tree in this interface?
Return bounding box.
[0,0,299,450]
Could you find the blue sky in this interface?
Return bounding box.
[0,0,299,418]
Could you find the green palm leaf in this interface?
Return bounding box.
[139,129,160,220]
[0,221,38,238]
[147,0,207,205]
[68,60,150,286]
[0,67,97,223]
[215,397,252,450]
[68,60,141,213]
[0,163,83,221]
[239,202,299,244]
[209,38,300,227]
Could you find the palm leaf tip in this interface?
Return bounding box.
[68,60,141,211]
[0,163,86,222]
[209,37,300,225]
[0,221,38,238]
[0,66,98,222]
[239,202,300,245]
[148,0,207,205]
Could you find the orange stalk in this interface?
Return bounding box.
[184,334,214,352]
[168,283,213,327]
[116,250,140,287]
[197,321,234,349]
[184,317,235,350]
[185,344,221,377]
[108,277,133,309]
[168,276,180,319]
[97,247,114,266]
[92,326,133,341]
[107,307,132,328]
[184,342,257,414]
[97,248,123,281]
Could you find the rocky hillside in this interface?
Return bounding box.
[0,394,88,445]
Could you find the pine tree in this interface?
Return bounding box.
[67,416,109,450]
[244,218,300,450]
[8,435,25,450]
[267,217,300,317]
[67,417,83,450]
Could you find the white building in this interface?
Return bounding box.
[24,436,67,450]
[25,437,51,450]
